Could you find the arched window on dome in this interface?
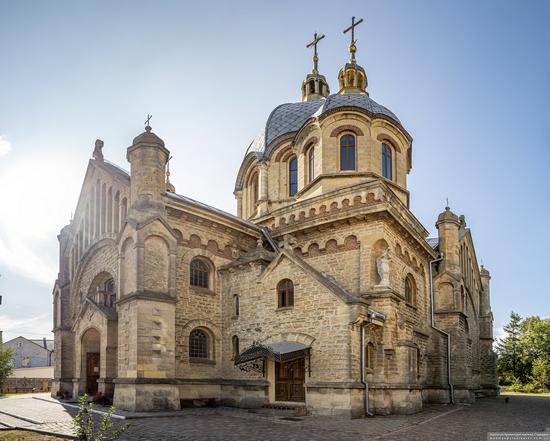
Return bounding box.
[309,80,315,94]
[288,157,298,197]
[308,146,315,183]
[340,134,356,171]
[253,175,259,203]
[382,143,393,180]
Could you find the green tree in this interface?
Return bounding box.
[496,311,526,383]
[520,316,550,360]
[0,345,14,388]
[531,356,550,392]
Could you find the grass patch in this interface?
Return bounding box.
[501,390,550,397]
[0,430,67,440]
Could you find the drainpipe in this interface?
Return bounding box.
[360,320,374,416]
[429,254,454,404]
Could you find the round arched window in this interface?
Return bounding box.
[189,329,209,359]
[190,259,209,289]
[277,279,294,308]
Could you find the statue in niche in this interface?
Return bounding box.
[375,249,391,287]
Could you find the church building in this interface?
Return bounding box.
[52,19,498,417]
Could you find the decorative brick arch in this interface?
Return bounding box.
[330,124,365,138]
[262,332,315,347]
[181,319,222,341]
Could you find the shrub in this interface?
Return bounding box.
[72,394,129,441]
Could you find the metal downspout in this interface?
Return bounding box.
[429,254,454,404]
[360,321,374,416]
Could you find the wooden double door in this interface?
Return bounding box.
[86,352,100,395]
[275,358,305,402]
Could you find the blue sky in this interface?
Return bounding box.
[0,0,548,341]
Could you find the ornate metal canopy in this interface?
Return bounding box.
[234,341,311,374]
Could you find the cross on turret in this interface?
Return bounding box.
[144,114,152,132]
[306,32,325,74]
[343,16,364,62]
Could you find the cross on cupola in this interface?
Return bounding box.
[144,114,153,132]
[343,16,363,63]
[301,32,330,102]
[306,32,325,75]
[337,16,368,95]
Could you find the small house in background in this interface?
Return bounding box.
[3,336,54,368]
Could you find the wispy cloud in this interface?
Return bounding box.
[0,136,11,156]
[0,313,53,341]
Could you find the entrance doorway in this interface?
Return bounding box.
[275,358,305,402]
[86,352,100,395]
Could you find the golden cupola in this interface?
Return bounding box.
[301,32,330,102]
[338,17,368,95]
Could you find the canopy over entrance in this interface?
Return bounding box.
[235,341,311,374]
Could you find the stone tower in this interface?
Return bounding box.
[113,124,180,411]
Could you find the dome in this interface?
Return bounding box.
[246,93,403,159]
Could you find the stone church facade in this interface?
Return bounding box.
[52,30,498,417]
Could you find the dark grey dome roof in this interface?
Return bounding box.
[246,93,403,157]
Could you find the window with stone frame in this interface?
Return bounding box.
[277,279,294,308]
[233,294,240,317]
[340,134,356,171]
[190,258,209,289]
[288,156,298,196]
[232,335,240,359]
[189,329,209,359]
[382,142,393,180]
[308,146,315,183]
[404,274,416,305]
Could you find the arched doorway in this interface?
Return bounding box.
[81,328,101,395]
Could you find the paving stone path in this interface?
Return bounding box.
[0,393,548,441]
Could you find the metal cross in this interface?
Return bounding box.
[306,32,325,74]
[343,16,364,45]
[145,114,152,127]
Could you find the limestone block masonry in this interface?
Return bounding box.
[52,42,498,416]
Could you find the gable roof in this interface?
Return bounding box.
[3,336,54,353]
[261,249,385,322]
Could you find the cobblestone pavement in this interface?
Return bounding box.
[0,393,548,441]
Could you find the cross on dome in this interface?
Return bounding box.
[343,16,363,63]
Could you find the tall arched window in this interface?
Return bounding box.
[233,294,240,317]
[190,259,209,289]
[340,134,356,171]
[382,143,392,180]
[277,279,294,308]
[288,157,298,196]
[232,335,240,359]
[252,174,259,205]
[189,329,209,359]
[308,146,315,183]
[404,274,416,305]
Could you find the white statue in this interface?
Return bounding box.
[375,249,391,287]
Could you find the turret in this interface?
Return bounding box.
[302,32,329,101]
[338,16,368,95]
[126,121,170,219]
[479,265,492,316]
[435,205,461,275]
